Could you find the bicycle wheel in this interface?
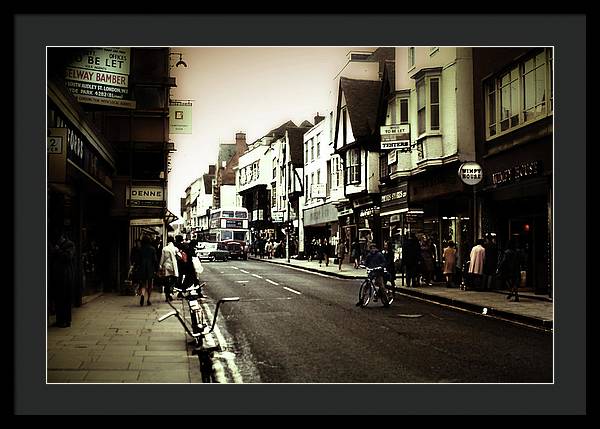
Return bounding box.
[382,283,395,307]
[358,280,373,307]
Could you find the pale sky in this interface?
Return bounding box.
[167,46,375,214]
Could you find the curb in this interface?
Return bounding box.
[249,257,552,331]
[249,256,363,280]
[396,286,553,331]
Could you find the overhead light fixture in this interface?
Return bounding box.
[170,52,187,68]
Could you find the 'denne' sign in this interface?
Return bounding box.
[127,186,165,207]
[458,162,483,186]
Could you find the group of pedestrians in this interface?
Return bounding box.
[129,234,203,306]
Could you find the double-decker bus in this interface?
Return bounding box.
[207,207,250,259]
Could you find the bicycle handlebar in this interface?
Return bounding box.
[172,282,205,294]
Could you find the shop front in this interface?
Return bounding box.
[408,163,472,269]
[48,93,116,308]
[481,139,552,296]
[302,202,339,259]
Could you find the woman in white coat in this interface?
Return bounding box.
[467,238,486,290]
[159,236,179,302]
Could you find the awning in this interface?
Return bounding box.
[164,209,179,225]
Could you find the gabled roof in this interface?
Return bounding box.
[339,77,381,140]
[203,174,214,194]
[286,126,312,166]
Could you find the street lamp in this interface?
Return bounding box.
[169,52,187,68]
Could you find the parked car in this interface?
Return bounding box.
[196,242,229,262]
[222,240,248,260]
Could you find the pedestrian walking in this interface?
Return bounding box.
[483,234,498,290]
[442,240,457,288]
[129,238,142,293]
[383,240,396,287]
[496,239,521,302]
[319,238,329,267]
[400,233,420,287]
[159,235,179,302]
[419,236,435,286]
[351,239,361,269]
[467,238,486,290]
[138,235,158,306]
[49,229,75,328]
[336,239,347,271]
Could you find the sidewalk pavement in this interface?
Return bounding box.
[249,255,553,331]
[47,293,204,383]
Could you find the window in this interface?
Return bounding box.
[305,175,309,197]
[310,138,314,162]
[304,141,308,165]
[326,160,331,196]
[416,74,441,135]
[417,80,426,134]
[379,154,388,179]
[408,47,415,69]
[316,133,321,158]
[331,157,340,188]
[400,98,409,124]
[430,78,440,130]
[485,48,553,139]
[345,149,360,184]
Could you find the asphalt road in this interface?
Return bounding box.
[200,259,553,384]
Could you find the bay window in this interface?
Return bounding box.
[485,48,553,139]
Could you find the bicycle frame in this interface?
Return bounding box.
[158,284,239,347]
[358,266,393,308]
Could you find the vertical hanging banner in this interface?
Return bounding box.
[63,47,136,109]
[169,100,193,134]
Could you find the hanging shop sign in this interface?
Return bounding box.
[64,47,136,109]
[458,161,483,185]
[48,128,68,183]
[491,160,542,186]
[380,124,410,151]
[127,185,165,207]
[169,100,193,134]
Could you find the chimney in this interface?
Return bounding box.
[314,112,325,125]
[235,132,247,155]
[208,164,216,175]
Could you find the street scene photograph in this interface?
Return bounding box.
[44,44,556,386]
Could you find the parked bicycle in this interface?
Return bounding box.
[356,266,395,308]
[158,282,239,382]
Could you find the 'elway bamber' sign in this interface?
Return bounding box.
[64,47,136,109]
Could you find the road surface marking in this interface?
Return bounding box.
[202,302,243,384]
[230,266,239,270]
[239,269,250,274]
[265,279,279,286]
[252,274,263,279]
[235,280,249,284]
[283,286,302,295]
